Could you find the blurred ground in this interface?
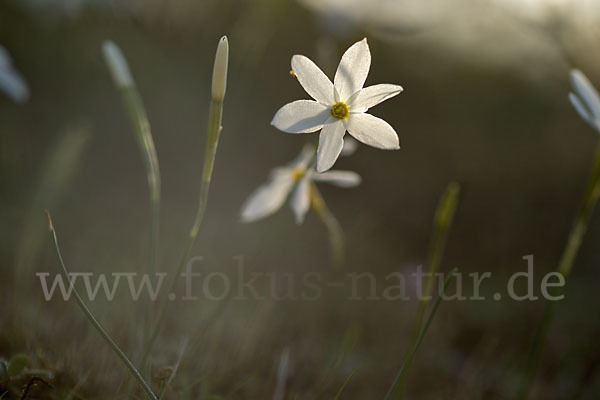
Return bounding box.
[2,0,600,399]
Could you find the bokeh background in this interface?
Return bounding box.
[2,0,600,398]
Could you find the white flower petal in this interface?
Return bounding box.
[334,38,371,101]
[570,69,600,120]
[569,93,594,126]
[290,174,311,224]
[313,170,361,187]
[345,113,400,150]
[316,120,346,173]
[291,55,335,105]
[240,169,295,223]
[347,84,403,113]
[341,136,358,157]
[271,100,330,133]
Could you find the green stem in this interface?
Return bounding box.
[45,211,157,400]
[518,141,600,399]
[309,183,344,267]
[384,269,457,400]
[140,98,224,368]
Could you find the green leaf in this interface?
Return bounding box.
[7,354,28,378]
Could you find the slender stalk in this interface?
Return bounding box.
[102,41,161,341]
[309,183,344,267]
[393,183,459,398]
[518,141,600,399]
[45,211,157,400]
[140,36,229,368]
[410,182,460,340]
[333,365,361,400]
[383,269,457,400]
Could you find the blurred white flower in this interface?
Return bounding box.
[0,45,29,104]
[271,38,402,173]
[241,145,361,224]
[569,69,600,133]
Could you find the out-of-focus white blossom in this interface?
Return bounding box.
[569,69,600,133]
[240,145,361,224]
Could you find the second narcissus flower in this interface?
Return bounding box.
[271,38,402,172]
[240,144,361,224]
[569,69,600,133]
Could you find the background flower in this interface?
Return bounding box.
[241,144,361,224]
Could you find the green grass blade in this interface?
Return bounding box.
[410,182,460,340]
[102,40,161,279]
[334,365,361,400]
[45,211,157,400]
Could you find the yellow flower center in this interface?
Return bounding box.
[330,101,349,120]
[291,167,304,181]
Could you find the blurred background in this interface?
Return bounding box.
[2,0,600,398]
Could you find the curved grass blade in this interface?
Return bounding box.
[410,182,460,339]
[334,365,361,400]
[102,40,161,281]
[45,211,157,400]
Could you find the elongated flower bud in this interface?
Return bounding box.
[211,36,229,102]
[102,40,134,88]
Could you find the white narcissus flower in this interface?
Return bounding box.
[271,38,402,172]
[240,145,361,224]
[569,69,600,133]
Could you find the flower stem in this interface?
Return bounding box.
[45,211,157,400]
[518,140,600,399]
[140,37,228,369]
[389,182,459,400]
[383,269,458,400]
[309,183,344,267]
[140,97,224,369]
